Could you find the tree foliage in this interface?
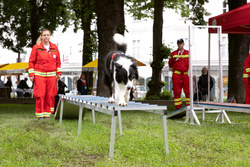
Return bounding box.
[187,0,210,25]
[70,0,97,66]
[0,0,70,53]
[70,0,97,94]
[125,0,210,25]
[96,0,125,96]
[125,0,209,98]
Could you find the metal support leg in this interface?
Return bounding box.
[78,106,83,135]
[222,110,231,124]
[109,111,117,158]
[59,100,64,124]
[190,108,194,124]
[162,114,169,154]
[188,109,194,124]
[118,110,123,135]
[190,109,200,125]
[92,109,95,124]
[221,111,225,123]
[184,108,190,123]
[215,113,220,122]
[202,108,205,121]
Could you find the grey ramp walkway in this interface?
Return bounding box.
[166,107,187,118]
[61,95,167,114]
[194,101,250,113]
[57,95,169,158]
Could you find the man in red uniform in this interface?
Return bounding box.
[244,53,250,104]
[169,39,190,109]
[243,67,248,103]
[29,29,62,119]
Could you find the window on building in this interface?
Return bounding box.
[73,77,79,90]
[221,36,228,59]
[68,77,72,91]
[223,0,227,13]
[164,76,173,92]
[61,77,65,83]
[133,40,140,58]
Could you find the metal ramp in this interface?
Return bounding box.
[194,102,250,114]
[166,107,187,118]
[56,95,169,158]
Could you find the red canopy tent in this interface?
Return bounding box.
[208,3,250,34]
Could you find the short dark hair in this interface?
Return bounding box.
[177,38,184,44]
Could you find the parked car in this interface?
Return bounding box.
[135,85,147,99]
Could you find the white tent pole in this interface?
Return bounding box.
[92,71,97,95]
[208,33,211,101]
[189,25,194,124]
[218,27,223,102]
[189,25,193,110]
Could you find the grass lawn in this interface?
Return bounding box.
[0,104,249,166]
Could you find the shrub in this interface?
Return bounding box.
[145,89,172,100]
[160,89,172,100]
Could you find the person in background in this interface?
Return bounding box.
[77,73,88,95]
[0,78,5,87]
[28,28,62,119]
[244,53,250,104]
[54,79,68,113]
[193,75,201,101]
[17,78,29,98]
[5,76,12,92]
[168,38,190,110]
[198,67,214,101]
[129,87,136,101]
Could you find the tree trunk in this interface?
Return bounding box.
[96,0,125,97]
[146,0,164,98]
[228,0,250,103]
[81,2,93,94]
[29,0,40,46]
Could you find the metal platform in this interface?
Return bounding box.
[56,95,168,158]
[166,107,187,118]
[194,101,250,114]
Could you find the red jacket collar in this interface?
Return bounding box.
[174,49,188,54]
[37,41,56,49]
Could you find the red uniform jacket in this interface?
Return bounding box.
[244,54,250,77]
[28,42,61,77]
[168,49,189,72]
[243,68,248,79]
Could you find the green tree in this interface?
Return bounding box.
[147,0,165,98]
[227,0,250,103]
[71,0,97,67]
[188,0,210,25]
[0,0,70,57]
[126,0,209,98]
[96,0,125,96]
[71,0,97,93]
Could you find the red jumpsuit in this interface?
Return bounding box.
[29,42,62,118]
[244,54,250,104]
[169,49,190,109]
[243,68,248,102]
